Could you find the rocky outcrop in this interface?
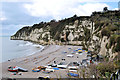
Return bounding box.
[11,10,120,59]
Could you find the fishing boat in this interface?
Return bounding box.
[67,54,74,57]
[17,67,28,72]
[67,72,79,77]
[68,62,80,69]
[8,66,18,72]
[8,66,28,72]
[57,62,68,69]
[32,68,40,72]
[8,68,18,72]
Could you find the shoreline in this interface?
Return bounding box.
[1,44,87,78]
[1,37,47,63]
[1,45,46,63]
[2,44,51,64]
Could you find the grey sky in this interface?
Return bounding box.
[0,1,119,36]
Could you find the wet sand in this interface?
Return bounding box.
[1,45,87,78]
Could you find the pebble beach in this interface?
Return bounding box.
[1,45,87,78]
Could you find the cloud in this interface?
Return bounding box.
[77,0,119,2]
[1,0,119,2]
[113,8,119,10]
[24,0,109,20]
[0,11,7,21]
[0,17,7,21]
[1,0,118,36]
[1,2,43,25]
[24,0,76,19]
[70,3,109,16]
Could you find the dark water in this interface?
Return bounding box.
[1,36,44,62]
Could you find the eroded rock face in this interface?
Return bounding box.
[11,10,120,58]
[99,36,108,56]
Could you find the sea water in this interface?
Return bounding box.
[1,36,44,62]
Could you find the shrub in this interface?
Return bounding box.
[97,62,116,77]
[114,60,120,69]
[84,28,90,41]
[110,35,120,52]
[101,28,110,37]
[88,64,98,78]
[105,43,109,49]
[110,26,119,31]
[109,35,117,47]
[114,37,120,52]
[78,36,84,41]
[61,38,65,42]
[43,34,49,42]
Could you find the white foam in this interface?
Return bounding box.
[18,41,33,46]
[28,46,45,55]
[25,42,33,46]
[18,41,43,48]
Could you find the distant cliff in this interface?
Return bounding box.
[11,10,120,60]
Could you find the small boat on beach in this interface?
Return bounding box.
[67,72,79,77]
[18,67,28,72]
[57,62,68,69]
[8,66,28,72]
[45,67,54,72]
[67,54,74,57]
[8,68,18,72]
[32,69,40,72]
[68,62,80,69]
[32,66,47,72]
[37,66,46,70]
[42,70,51,74]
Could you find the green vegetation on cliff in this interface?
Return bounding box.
[11,9,120,59]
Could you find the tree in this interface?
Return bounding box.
[115,37,120,52]
[73,14,77,17]
[103,7,108,12]
[50,19,56,22]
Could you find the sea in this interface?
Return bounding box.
[0,36,44,62]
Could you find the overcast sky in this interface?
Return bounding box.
[0,0,119,36]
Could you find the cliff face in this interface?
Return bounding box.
[11,10,120,59]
